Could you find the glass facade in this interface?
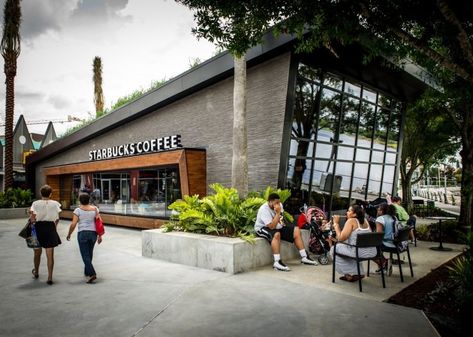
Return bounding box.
[69,166,181,217]
[286,62,402,214]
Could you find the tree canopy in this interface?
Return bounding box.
[177,0,473,227]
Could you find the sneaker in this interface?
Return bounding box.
[273,260,291,271]
[301,256,318,266]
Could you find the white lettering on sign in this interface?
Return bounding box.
[88,134,182,161]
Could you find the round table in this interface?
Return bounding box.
[426,216,456,251]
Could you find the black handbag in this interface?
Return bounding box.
[18,219,32,239]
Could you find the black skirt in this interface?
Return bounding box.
[35,221,62,248]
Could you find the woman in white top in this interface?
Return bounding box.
[66,193,102,283]
[330,204,377,282]
[29,185,62,285]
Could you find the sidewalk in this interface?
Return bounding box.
[1,218,461,337]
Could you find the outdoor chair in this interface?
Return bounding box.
[332,232,386,292]
[382,227,414,282]
[407,215,417,246]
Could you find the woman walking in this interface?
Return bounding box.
[66,193,102,283]
[30,185,62,285]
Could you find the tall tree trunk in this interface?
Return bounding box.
[459,143,473,230]
[401,169,414,214]
[231,54,248,198]
[3,60,16,190]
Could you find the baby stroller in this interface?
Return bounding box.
[297,206,334,265]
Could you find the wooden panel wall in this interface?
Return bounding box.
[186,151,207,197]
[43,150,184,175]
[60,175,73,209]
[46,176,61,203]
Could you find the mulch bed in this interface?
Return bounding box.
[387,256,466,337]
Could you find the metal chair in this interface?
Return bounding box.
[332,232,386,292]
[382,227,414,282]
[407,215,417,246]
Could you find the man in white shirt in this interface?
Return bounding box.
[255,193,318,271]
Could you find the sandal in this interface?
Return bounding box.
[350,275,365,282]
[32,269,39,279]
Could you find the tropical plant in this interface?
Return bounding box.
[0,188,33,208]
[448,235,473,322]
[166,184,292,241]
[93,56,105,117]
[1,0,21,190]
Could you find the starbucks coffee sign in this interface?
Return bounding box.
[88,134,182,161]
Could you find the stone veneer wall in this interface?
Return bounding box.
[34,52,291,195]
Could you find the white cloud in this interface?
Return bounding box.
[1,0,216,136]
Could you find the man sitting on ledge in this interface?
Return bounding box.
[255,193,318,271]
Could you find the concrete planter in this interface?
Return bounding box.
[0,207,29,219]
[142,229,309,274]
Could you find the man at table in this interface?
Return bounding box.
[391,196,414,242]
[255,193,318,271]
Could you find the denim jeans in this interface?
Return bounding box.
[77,230,97,277]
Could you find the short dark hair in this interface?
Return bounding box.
[79,193,90,205]
[40,185,53,197]
[267,193,280,202]
[392,196,402,203]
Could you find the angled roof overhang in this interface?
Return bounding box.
[27,30,430,166]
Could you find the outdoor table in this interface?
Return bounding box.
[427,216,456,251]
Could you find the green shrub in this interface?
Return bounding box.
[415,224,431,241]
[448,231,473,322]
[165,184,292,241]
[0,188,33,208]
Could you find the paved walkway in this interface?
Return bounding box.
[1,218,464,337]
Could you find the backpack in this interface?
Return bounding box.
[391,216,409,251]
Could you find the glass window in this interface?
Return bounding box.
[355,148,370,162]
[340,97,359,146]
[388,107,401,150]
[336,145,354,161]
[68,167,180,218]
[352,163,369,195]
[382,165,396,195]
[287,61,403,211]
[289,138,314,157]
[344,81,361,97]
[374,108,389,148]
[358,102,375,144]
[325,73,343,91]
[371,150,384,163]
[386,152,397,164]
[362,87,377,103]
[312,159,331,191]
[315,141,334,159]
[334,161,353,192]
[287,157,313,191]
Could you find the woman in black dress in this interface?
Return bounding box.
[30,185,62,285]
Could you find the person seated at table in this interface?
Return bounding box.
[331,204,377,282]
[254,193,318,271]
[373,203,397,275]
[391,196,414,243]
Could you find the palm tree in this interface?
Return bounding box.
[1,0,21,191]
[93,56,104,117]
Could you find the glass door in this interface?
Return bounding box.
[101,179,111,203]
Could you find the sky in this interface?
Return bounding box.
[0,0,216,136]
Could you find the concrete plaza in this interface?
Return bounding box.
[1,217,463,337]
